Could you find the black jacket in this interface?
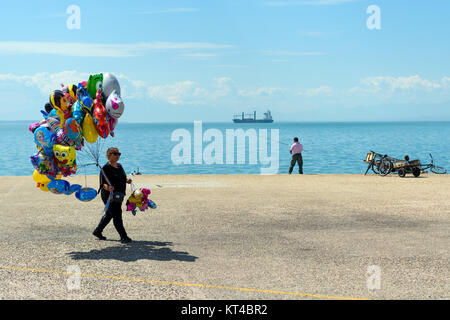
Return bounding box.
[99,163,127,198]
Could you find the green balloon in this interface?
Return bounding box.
[87,73,103,99]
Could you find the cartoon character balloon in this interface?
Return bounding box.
[32,170,61,191]
[50,90,71,128]
[34,126,56,156]
[72,100,86,126]
[47,179,70,195]
[30,152,59,177]
[62,84,78,105]
[45,117,75,147]
[76,84,93,114]
[87,74,103,100]
[30,71,127,201]
[105,90,124,119]
[126,188,156,215]
[53,144,77,176]
[75,187,98,202]
[102,72,121,98]
[64,118,83,148]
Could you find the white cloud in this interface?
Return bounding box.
[146,77,236,105]
[238,87,282,97]
[0,41,234,57]
[441,77,450,88]
[147,81,200,105]
[298,86,333,97]
[355,75,443,93]
[0,71,90,95]
[1,71,448,109]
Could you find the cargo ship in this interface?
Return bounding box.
[232,110,273,123]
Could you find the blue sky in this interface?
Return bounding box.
[0,0,449,122]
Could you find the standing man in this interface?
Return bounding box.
[289,137,303,174]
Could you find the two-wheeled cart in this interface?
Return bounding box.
[392,159,422,177]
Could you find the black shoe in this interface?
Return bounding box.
[120,237,132,243]
[93,230,106,240]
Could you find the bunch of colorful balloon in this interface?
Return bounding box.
[29,73,125,201]
[126,188,157,215]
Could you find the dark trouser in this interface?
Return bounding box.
[94,192,128,239]
[289,153,303,174]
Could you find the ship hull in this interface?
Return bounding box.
[232,119,274,123]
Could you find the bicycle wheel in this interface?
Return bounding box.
[430,166,447,174]
[371,154,383,174]
[379,159,392,176]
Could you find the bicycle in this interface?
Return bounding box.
[363,151,383,175]
[421,154,447,174]
[378,155,399,176]
[364,151,400,176]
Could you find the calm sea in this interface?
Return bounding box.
[2,121,449,176]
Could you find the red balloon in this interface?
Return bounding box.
[93,90,109,138]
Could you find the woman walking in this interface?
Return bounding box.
[93,147,133,243]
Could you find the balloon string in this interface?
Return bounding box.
[102,194,112,216]
[98,164,113,216]
[84,167,87,187]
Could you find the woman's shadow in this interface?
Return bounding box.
[67,240,198,263]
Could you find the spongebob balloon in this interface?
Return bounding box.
[53,144,77,176]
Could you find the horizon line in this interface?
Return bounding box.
[4,120,450,124]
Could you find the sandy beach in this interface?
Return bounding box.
[0,173,448,300]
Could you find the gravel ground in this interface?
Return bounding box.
[0,174,448,300]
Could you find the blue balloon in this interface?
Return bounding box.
[75,187,97,202]
[64,117,83,147]
[48,179,70,195]
[48,109,58,119]
[64,184,82,195]
[34,126,56,155]
[72,101,85,125]
[77,84,93,113]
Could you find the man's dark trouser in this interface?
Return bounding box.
[289,153,303,174]
[94,192,128,239]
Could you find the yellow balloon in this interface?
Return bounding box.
[82,113,98,143]
[33,170,51,184]
[33,171,62,191]
[39,182,49,192]
[53,144,76,167]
